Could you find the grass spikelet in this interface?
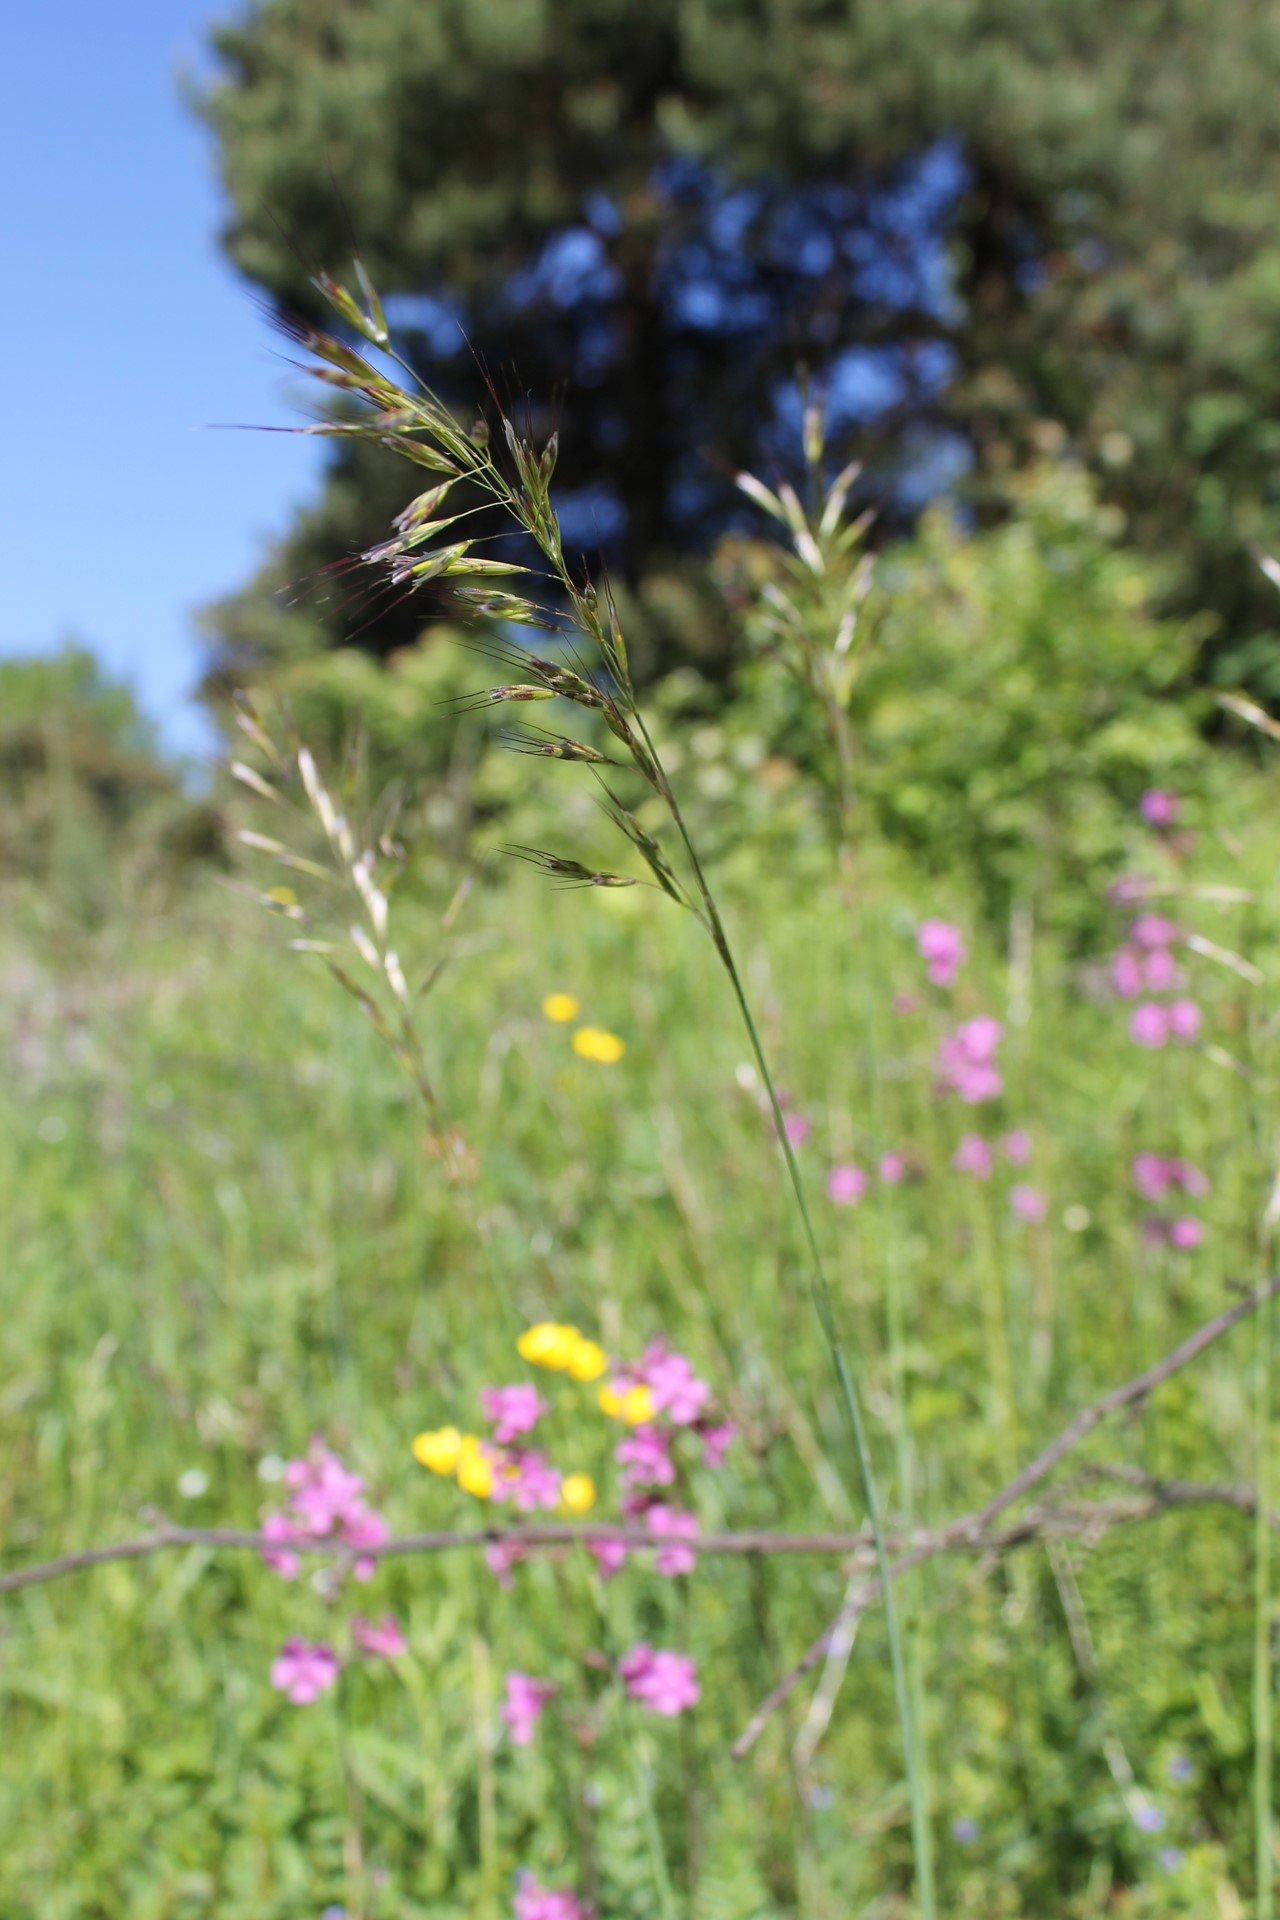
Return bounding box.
[503,846,638,889]
[499,727,622,766]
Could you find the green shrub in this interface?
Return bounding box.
[721,459,1220,939]
[854,463,1217,933]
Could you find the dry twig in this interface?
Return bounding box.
[0,1484,1272,1602]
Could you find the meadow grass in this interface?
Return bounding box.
[2,778,1278,1917]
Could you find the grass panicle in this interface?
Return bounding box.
[286,263,935,1914]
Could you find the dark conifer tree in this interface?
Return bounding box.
[202,0,1280,691]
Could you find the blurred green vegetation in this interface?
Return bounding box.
[0,648,226,928]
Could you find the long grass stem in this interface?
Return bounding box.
[635,713,934,1916]
[1256,1279,1274,1918]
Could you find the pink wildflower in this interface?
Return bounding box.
[286,1442,366,1535]
[480,1383,546,1444]
[783,1111,811,1147]
[893,992,921,1015]
[513,1873,586,1920]
[351,1613,408,1660]
[947,1060,1002,1103]
[952,1134,994,1179]
[1140,789,1179,827]
[643,1350,710,1425]
[827,1162,868,1205]
[1132,1152,1171,1203]
[340,1502,390,1581]
[503,1451,562,1512]
[620,1644,700,1716]
[1169,1217,1204,1250]
[618,1643,655,1685]
[1141,1217,1169,1247]
[1010,1184,1047,1223]
[485,1540,528,1587]
[879,1151,906,1184]
[646,1504,700,1576]
[1111,948,1144,999]
[616,1425,676,1488]
[1002,1130,1032,1166]
[501,1671,556,1746]
[1131,913,1178,950]
[936,1016,1005,1103]
[917,919,967,987]
[262,1440,391,1583]
[1169,998,1202,1042]
[589,1537,629,1578]
[1133,1154,1209,1204]
[1143,947,1178,993]
[959,1013,1002,1057]
[260,1511,304,1581]
[1130,1002,1170,1049]
[700,1422,736,1468]
[1110,872,1153,904]
[270,1638,340,1705]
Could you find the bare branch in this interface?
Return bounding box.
[0,1522,889,1598]
[1,1487,1272,1601]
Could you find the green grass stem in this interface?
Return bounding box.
[639,714,934,1917]
[1256,1280,1274,1919]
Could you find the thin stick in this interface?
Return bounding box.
[3,1477,1275,1601]
[966,1275,1280,1537]
[731,1274,1280,1756]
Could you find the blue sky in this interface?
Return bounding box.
[1,0,325,756]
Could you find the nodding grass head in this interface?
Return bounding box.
[522,655,608,710]
[598,788,686,904]
[499,728,623,767]
[504,846,639,890]
[451,587,558,628]
[445,684,560,714]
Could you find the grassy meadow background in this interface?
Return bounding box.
[3,625,1280,1917]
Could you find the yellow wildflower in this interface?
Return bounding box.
[456,1434,495,1499]
[412,1426,462,1475]
[542,991,581,1023]
[597,1382,656,1425]
[517,1321,582,1370]
[620,1384,655,1424]
[561,1472,597,1514]
[571,1026,626,1065]
[565,1337,608,1382]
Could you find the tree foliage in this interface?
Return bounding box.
[0,648,222,914]
[202,0,1280,689]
